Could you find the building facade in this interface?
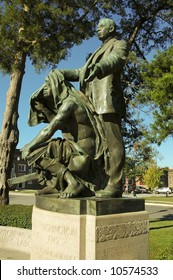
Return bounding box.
[10,149,40,190]
[168,168,173,188]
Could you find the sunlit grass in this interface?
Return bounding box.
[150,219,173,260]
[145,196,173,203]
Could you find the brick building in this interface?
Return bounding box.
[168,168,173,188]
[10,149,40,190]
[125,168,173,189]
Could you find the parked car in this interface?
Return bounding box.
[170,188,173,193]
[155,187,171,194]
[134,186,149,194]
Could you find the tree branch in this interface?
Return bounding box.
[128,2,173,49]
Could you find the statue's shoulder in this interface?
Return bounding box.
[112,38,129,53]
[113,38,128,46]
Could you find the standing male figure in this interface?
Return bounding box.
[49,18,128,197]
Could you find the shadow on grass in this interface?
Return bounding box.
[150,224,173,230]
[150,216,173,230]
[151,213,173,221]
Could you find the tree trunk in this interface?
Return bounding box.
[0,52,26,205]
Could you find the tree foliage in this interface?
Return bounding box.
[136,45,173,144]
[0,0,106,73]
[117,0,173,147]
[0,0,172,72]
[124,139,158,182]
[143,163,164,189]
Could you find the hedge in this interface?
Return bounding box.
[0,205,33,229]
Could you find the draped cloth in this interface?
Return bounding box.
[26,71,109,191]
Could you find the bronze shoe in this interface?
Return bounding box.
[95,186,122,198]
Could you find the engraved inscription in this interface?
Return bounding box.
[31,211,80,259]
[96,246,117,259]
[0,227,31,248]
[33,215,78,237]
[96,220,149,242]
[32,243,78,260]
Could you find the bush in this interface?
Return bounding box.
[0,205,33,229]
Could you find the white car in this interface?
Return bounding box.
[155,187,171,194]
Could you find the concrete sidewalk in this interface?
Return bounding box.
[9,191,36,205]
[0,248,30,260]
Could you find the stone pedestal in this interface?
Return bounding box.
[30,196,149,260]
[0,226,31,259]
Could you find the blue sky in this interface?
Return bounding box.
[0,36,173,168]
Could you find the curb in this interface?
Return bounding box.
[145,202,173,207]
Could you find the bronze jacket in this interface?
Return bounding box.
[62,38,128,116]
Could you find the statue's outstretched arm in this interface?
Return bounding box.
[47,68,80,82]
[61,69,80,82]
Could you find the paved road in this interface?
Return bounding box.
[123,192,173,199]
[145,203,173,220]
[9,192,36,205]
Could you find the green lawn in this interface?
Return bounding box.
[0,205,33,229]
[147,195,173,259]
[145,195,173,203]
[150,219,173,260]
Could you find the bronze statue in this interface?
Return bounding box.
[10,18,128,198]
[21,71,108,197]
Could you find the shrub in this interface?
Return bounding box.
[0,205,33,229]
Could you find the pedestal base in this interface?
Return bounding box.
[30,196,149,260]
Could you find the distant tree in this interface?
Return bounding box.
[135,45,173,144]
[143,163,164,190]
[0,0,172,204]
[124,139,158,186]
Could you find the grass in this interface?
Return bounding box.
[146,195,173,259]
[149,219,173,260]
[0,205,33,229]
[144,195,173,204]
